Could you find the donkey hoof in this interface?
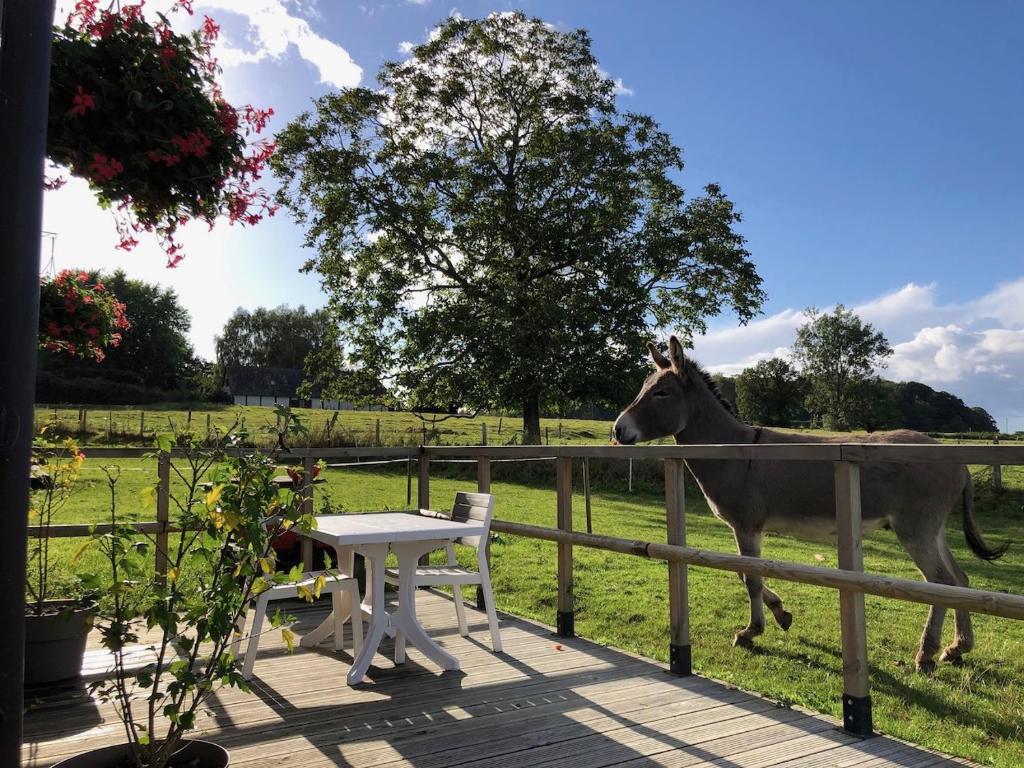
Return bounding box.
[778,611,793,631]
[733,633,756,650]
[915,657,937,675]
[940,648,965,666]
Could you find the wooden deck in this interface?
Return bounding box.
[23,592,975,767]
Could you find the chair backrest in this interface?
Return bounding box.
[449,491,494,551]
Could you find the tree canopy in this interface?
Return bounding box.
[734,357,806,426]
[272,12,764,441]
[792,305,892,430]
[215,305,331,371]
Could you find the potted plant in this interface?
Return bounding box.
[25,434,96,685]
[47,0,276,265]
[60,418,326,768]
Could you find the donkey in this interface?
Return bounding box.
[613,336,1008,672]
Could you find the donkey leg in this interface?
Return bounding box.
[733,529,766,649]
[938,537,974,665]
[762,585,793,631]
[897,529,957,674]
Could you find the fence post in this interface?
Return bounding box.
[665,458,691,675]
[375,418,381,447]
[406,456,413,507]
[107,410,112,442]
[476,457,492,609]
[481,422,487,446]
[301,455,315,571]
[205,413,212,441]
[835,460,872,737]
[155,452,170,586]
[583,457,593,534]
[628,458,633,493]
[993,435,1003,492]
[139,410,145,441]
[556,456,574,637]
[418,448,430,566]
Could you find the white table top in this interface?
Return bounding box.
[306,512,487,546]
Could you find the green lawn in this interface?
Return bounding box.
[37,452,1024,766]
[33,403,620,447]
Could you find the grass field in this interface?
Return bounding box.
[33,403,621,447]
[30,404,1024,766]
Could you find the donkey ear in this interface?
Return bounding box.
[668,336,687,377]
[646,341,670,370]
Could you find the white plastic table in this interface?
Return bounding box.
[298,512,487,685]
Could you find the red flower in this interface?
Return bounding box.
[68,86,96,117]
[87,154,124,182]
[171,129,211,158]
[202,15,220,40]
[161,45,177,64]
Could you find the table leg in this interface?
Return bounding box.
[300,545,358,649]
[347,543,389,685]
[391,540,459,671]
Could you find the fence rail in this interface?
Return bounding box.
[29,442,1024,738]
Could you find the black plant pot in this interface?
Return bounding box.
[24,600,94,684]
[52,739,230,768]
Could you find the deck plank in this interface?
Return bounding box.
[23,591,979,767]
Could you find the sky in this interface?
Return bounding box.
[44,1,1024,429]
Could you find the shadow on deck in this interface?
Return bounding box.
[23,592,974,767]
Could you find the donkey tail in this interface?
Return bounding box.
[962,470,1009,561]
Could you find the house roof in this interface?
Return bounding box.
[224,366,318,397]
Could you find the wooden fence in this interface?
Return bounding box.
[27,442,1024,738]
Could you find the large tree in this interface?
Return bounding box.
[215,305,332,371]
[36,269,200,401]
[792,305,892,430]
[272,12,764,442]
[734,357,806,426]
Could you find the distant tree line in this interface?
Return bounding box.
[715,306,997,433]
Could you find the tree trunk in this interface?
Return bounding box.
[522,394,542,445]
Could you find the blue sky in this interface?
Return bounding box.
[46,1,1024,428]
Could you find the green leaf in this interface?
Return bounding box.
[154,433,175,454]
[69,539,92,565]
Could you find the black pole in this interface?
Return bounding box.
[0,0,55,762]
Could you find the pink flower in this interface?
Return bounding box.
[202,15,220,40]
[68,86,96,116]
[87,154,124,182]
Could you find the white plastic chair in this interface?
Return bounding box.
[232,571,363,680]
[385,492,502,655]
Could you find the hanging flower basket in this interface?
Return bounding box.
[47,1,276,265]
[38,270,130,362]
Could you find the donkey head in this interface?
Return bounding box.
[613,337,691,445]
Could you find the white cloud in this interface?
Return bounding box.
[55,1,360,88]
[596,66,633,97]
[689,278,1024,431]
[198,0,361,88]
[406,0,431,5]
[398,40,416,55]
